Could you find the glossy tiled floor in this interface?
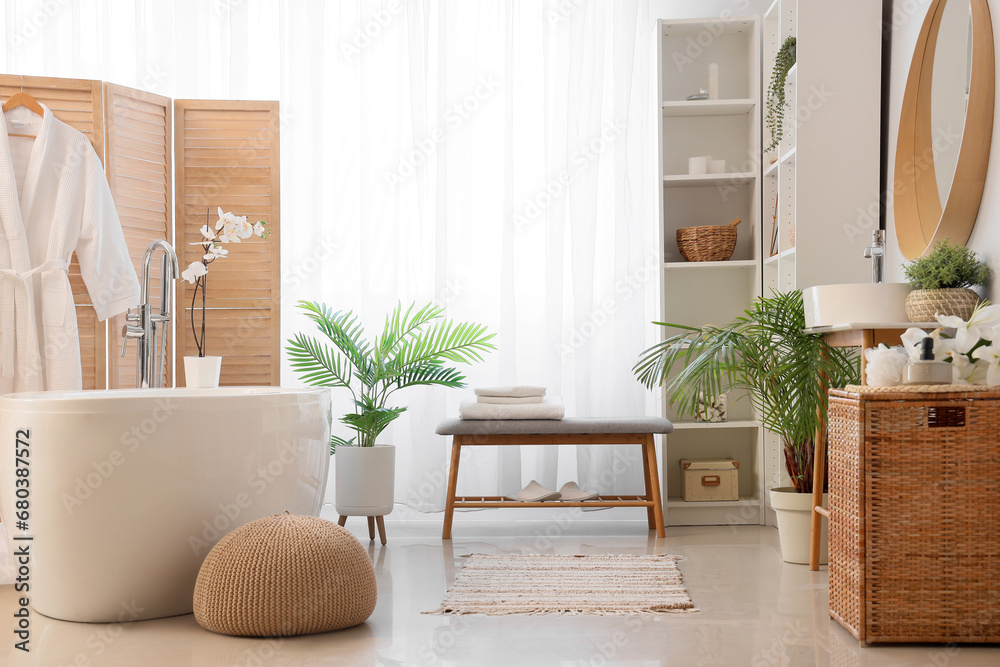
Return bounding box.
[1,508,998,666]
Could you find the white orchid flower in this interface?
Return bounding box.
[947,352,975,384]
[215,207,243,231]
[205,245,229,261]
[215,207,228,230]
[971,345,1000,386]
[200,225,216,240]
[937,303,1000,354]
[235,216,253,239]
[983,323,1000,343]
[253,221,267,237]
[180,261,208,284]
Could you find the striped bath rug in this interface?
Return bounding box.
[425,553,698,616]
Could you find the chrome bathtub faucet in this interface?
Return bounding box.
[863,229,886,284]
[122,240,179,388]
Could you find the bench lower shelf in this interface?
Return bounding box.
[451,495,655,509]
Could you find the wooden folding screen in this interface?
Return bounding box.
[174,100,281,386]
[0,75,108,389]
[104,84,172,388]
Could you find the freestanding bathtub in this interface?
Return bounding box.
[0,387,331,622]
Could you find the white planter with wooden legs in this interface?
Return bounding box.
[335,444,395,545]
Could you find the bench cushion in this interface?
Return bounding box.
[435,417,673,436]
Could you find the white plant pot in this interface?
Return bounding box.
[183,356,222,388]
[335,444,395,517]
[770,487,828,565]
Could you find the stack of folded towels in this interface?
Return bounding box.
[459,386,565,420]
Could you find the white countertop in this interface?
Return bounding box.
[802,322,941,335]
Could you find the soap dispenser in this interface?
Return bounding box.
[903,337,952,385]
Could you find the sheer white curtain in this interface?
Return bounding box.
[3,0,660,513]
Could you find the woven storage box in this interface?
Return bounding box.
[676,218,740,262]
[679,459,739,501]
[828,385,1000,644]
[193,513,377,637]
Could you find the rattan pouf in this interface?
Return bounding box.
[193,512,377,637]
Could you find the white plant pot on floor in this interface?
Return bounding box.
[335,444,395,517]
[183,356,222,388]
[770,487,828,565]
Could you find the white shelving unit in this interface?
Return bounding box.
[760,0,883,522]
[657,17,764,527]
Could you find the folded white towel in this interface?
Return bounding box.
[477,395,544,405]
[460,397,564,420]
[474,385,547,399]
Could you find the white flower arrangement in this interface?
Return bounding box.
[182,207,269,357]
[865,301,1000,386]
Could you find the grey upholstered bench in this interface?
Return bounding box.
[435,417,674,539]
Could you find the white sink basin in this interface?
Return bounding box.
[802,283,914,329]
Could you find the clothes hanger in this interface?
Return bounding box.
[3,82,44,139]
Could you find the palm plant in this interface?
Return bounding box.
[287,301,495,452]
[633,290,859,493]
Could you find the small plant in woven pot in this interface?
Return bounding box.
[902,240,990,322]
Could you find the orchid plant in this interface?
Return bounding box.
[181,208,269,357]
[868,301,1000,386]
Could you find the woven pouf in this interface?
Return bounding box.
[193,512,377,637]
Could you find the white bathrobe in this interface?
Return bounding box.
[0,103,139,394]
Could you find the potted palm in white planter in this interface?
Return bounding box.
[633,290,859,564]
[287,301,495,518]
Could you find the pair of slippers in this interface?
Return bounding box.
[506,480,599,502]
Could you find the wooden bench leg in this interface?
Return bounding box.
[640,440,656,530]
[442,438,462,539]
[376,516,387,545]
[337,515,347,527]
[643,434,665,538]
[367,516,376,541]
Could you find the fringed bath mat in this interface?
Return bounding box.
[425,553,698,616]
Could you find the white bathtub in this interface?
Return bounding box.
[0,387,331,622]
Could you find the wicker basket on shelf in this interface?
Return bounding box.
[676,217,741,262]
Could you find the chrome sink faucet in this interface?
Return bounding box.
[863,230,886,284]
[122,240,180,388]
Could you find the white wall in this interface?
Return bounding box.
[885,0,1000,302]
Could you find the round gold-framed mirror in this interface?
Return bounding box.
[894,0,995,259]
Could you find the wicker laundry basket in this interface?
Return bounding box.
[827,385,1000,644]
[676,217,741,262]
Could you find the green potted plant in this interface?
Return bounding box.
[765,36,796,153]
[633,290,858,564]
[903,239,991,322]
[287,301,495,518]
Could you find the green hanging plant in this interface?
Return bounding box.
[765,37,797,153]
